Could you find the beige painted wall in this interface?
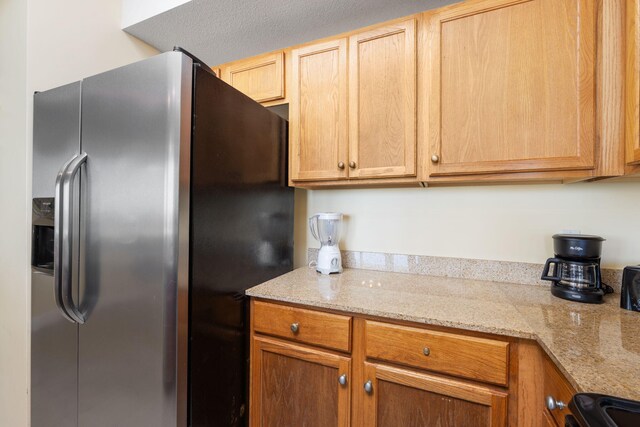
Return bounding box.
[301,181,640,269]
[0,1,157,425]
[0,1,29,426]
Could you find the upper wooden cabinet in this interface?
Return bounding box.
[221,51,285,103]
[220,0,633,186]
[290,20,418,183]
[627,0,640,166]
[425,0,597,178]
[348,20,417,179]
[290,39,349,181]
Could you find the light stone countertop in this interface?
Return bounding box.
[246,267,640,401]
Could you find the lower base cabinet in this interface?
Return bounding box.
[250,336,351,427]
[362,363,508,427]
[249,299,577,427]
[543,409,560,427]
[541,351,577,426]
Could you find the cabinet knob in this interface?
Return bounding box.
[364,380,373,394]
[290,322,300,334]
[349,161,356,169]
[338,374,347,386]
[546,395,566,411]
[423,347,431,356]
[431,154,440,163]
[338,161,345,170]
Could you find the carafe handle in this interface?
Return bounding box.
[309,215,320,241]
[541,258,562,282]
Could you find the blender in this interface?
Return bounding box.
[309,213,343,274]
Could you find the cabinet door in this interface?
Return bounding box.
[542,409,560,427]
[543,355,576,427]
[251,336,351,427]
[222,52,284,103]
[362,362,507,427]
[426,0,596,177]
[627,0,640,165]
[348,20,416,179]
[290,39,348,181]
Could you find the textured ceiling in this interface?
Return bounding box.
[124,0,457,66]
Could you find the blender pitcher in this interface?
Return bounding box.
[309,213,343,274]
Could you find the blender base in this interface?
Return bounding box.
[316,247,342,275]
[316,266,343,275]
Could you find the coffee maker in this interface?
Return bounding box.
[309,212,343,275]
[541,234,613,303]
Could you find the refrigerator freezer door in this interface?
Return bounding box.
[31,83,82,427]
[33,82,83,199]
[78,52,192,427]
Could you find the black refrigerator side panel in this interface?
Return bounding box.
[189,66,294,427]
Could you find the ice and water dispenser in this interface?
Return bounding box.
[32,198,55,272]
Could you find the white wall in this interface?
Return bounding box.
[121,0,192,28]
[302,181,640,269]
[28,0,159,92]
[0,1,29,426]
[0,1,158,425]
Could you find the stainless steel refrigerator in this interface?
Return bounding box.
[31,50,294,427]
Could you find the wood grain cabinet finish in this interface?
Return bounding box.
[249,301,593,426]
[364,320,509,386]
[542,354,576,427]
[290,39,349,181]
[253,300,352,352]
[222,51,285,103]
[425,0,597,177]
[542,408,561,427]
[250,336,351,427]
[361,362,508,427]
[348,20,417,179]
[627,0,640,165]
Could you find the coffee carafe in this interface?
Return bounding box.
[541,234,613,303]
[309,213,343,275]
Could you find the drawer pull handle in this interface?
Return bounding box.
[423,347,431,356]
[431,154,440,163]
[364,380,373,394]
[546,395,566,411]
[290,322,300,334]
[349,161,356,169]
[338,374,347,386]
[338,161,345,170]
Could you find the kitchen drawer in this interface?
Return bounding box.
[364,320,510,386]
[543,355,576,426]
[253,300,352,352]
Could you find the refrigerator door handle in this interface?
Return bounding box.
[54,152,87,324]
[54,156,75,323]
